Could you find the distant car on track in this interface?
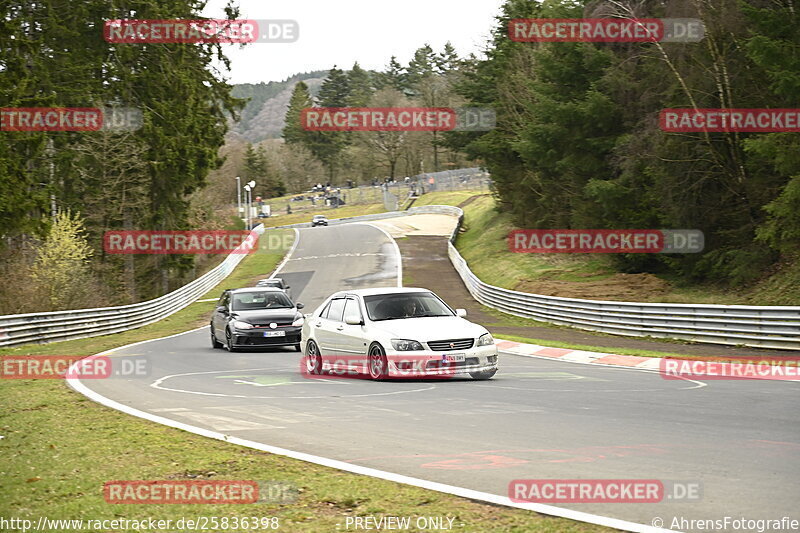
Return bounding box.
[255,277,292,299]
[301,287,498,380]
[311,214,328,227]
[210,287,305,352]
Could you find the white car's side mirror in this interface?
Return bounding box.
[456,308,467,318]
[345,316,363,325]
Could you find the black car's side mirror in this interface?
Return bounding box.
[215,306,228,314]
[296,302,304,309]
[285,286,291,289]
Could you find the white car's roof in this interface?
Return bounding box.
[329,287,433,298]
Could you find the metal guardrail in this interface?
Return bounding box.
[0,226,265,348]
[4,201,798,350]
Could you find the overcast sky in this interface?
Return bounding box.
[201,0,505,84]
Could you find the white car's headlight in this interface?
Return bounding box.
[391,339,424,351]
[477,333,494,346]
[231,319,254,330]
[291,314,304,327]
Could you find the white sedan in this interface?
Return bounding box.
[301,288,498,380]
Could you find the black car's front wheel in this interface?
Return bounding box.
[210,325,223,349]
[225,328,239,352]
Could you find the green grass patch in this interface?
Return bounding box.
[259,203,387,229]
[412,189,488,208]
[456,197,616,289]
[455,196,800,305]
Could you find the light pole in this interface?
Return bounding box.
[244,184,251,229]
[244,180,256,229]
[236,176,242,225]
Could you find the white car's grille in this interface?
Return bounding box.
[427,338,474,351]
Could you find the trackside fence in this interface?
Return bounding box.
[0,226,265,348]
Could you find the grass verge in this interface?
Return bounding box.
[0,228,610,532]
[455,196,800,305]
[259,203,387,229]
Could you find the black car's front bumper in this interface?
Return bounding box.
[231,326,301,348]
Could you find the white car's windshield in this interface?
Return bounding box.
[231,291,293,310]
[364,292,453,321]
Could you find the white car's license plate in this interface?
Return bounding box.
[442,353,465,363]
[263,331,285,337]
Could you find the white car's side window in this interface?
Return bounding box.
[326,298,346,323]
[343,298,362,323]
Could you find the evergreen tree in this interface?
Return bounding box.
[347,62,374,107]
[282,81,313,145]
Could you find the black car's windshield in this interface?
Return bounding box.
[231,291,293,310]
[364,292,453,321]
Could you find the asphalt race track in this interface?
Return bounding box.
[79,223,800,531]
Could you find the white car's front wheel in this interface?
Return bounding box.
[306,339,323,375]
[368,343,388,380]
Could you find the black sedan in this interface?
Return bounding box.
[210,288,305,352]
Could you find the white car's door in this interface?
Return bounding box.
[337,297,368,371]
[313,297,346,358]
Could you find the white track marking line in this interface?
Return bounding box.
[67,330,670,533]
[498,349,709,389]
[269,227,299,279]
[354,222,403,287]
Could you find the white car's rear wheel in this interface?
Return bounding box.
[368,343,388,380]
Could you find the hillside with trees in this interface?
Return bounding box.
[447,0,800,290]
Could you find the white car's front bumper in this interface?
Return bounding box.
[385,345,498,378]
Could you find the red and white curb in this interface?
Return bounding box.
[495,338,800,382]
[495,339,663,371]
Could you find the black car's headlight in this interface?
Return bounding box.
[477,333,494,346]
[391,339,424,351]
[231,319,254,330]
[291,314,304,327]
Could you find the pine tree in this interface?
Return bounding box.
[283,81,313,145]
[376,56,407,93]
[347,62,374,107]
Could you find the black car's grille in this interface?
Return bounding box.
[427,338,474,351]
[251,321,294,328]
[237,333,300,345]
